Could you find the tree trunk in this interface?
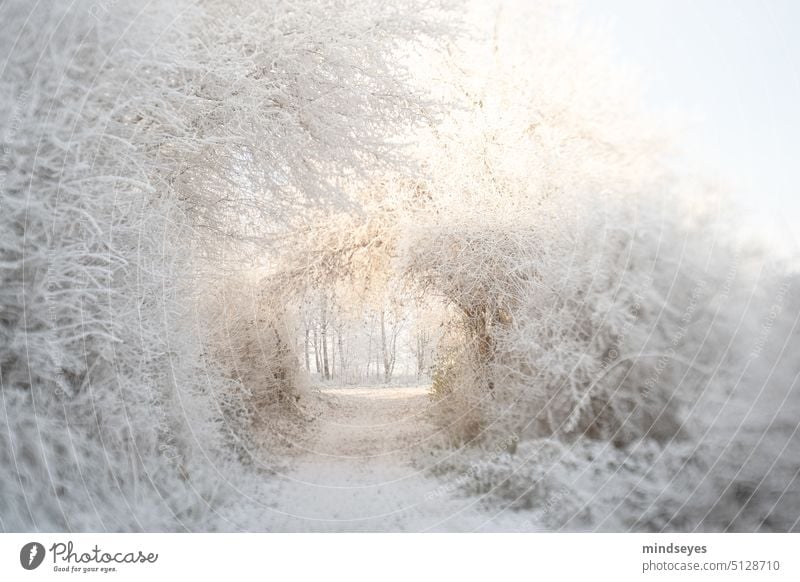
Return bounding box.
[415,330,429,379]
[330,324,336,379]
[321,295,331,380]
[467,304,494,391]
[338,330,346,384]
[304,326,310,372]
[365,314,373,380]
[381,309,391,383]
[313,325,321,375]
[321,326,330,380]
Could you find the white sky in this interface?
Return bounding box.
[577,0,800,257]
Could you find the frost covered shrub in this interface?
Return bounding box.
[404,0,800,530]
[204,277,306,448]
[1,0,447,531]
[401,0,794,446]
[492,206,729,444]
[412,195,800,529]
[429,338,487,444]
[407,197,726,445]
[0,1,240,530]
[438,429,800,532]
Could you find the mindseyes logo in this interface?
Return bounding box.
[20,542,46,570]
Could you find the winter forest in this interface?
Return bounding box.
[2,0,799,532]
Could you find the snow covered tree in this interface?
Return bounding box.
[0,0,448,531]
[398,0,800,530]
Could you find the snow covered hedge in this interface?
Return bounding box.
[0,0,445,531]
[402,0,800,530]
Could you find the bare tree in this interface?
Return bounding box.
[413,329,431,379]
[304,326,311,373]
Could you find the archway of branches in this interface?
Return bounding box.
[234,186,456,405]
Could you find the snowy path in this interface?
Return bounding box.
[259,385,515,532]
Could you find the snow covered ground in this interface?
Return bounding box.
[225,378,800,533]
[251,385,526,532]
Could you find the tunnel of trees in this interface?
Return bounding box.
[2,0,798,531]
